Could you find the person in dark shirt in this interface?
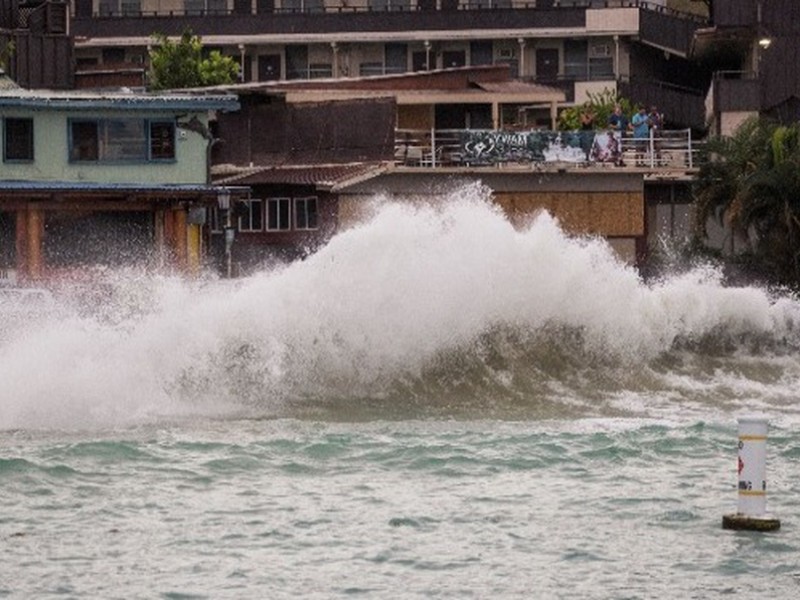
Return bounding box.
[607,104,629,132]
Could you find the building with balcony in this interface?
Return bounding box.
[0,83,246,283]
[66,0,711,131]
[694,0,800,135]
[209,64,699,272]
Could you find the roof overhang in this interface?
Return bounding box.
[0,90,240,112]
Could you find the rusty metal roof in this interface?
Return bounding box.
[212,162,387,190]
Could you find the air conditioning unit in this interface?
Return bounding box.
[498,48,516,60]
[590,44,611,58]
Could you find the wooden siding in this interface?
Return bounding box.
[214,96,395,166]
[494,191,644,237]
[338,188,644,238]
[5,32,73,89]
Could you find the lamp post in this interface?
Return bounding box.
[218,189,234,279]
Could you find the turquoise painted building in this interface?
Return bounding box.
[0,84,247,282]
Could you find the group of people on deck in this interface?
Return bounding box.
[579,103,664,165]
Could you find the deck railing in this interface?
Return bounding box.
[394,127,700,170]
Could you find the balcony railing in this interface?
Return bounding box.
[394,127,699,171]
[73,1,708,20]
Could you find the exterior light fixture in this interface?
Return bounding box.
[758,36,772,50]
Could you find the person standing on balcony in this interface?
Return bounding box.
[579,102,596,161]
[648,106,664,165]
[631,107,650,165]
[608,105,628,132]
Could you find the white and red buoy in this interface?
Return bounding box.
[722,416,781,532]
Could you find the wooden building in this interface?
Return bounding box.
[209,65,696,270]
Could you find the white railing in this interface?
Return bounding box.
[394,127,700,170]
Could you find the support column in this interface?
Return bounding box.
[15,209,28,278]
[154,209,166,270]
[517,38,526,77]
[331,42,339,78]
[26,207,44,281]
[187,223,202,276]
[173,208,188,272]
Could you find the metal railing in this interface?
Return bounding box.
[74,0,708,20]
[394,127,700,170]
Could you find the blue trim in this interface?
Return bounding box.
[0,96,239,112]
[0,181,249,193]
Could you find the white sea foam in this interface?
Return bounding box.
[1,183,799,429]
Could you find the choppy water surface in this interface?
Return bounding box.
[1,187,799,597]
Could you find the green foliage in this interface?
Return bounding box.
[0,40,14,71]
[148,29,239,91]
[693,116,800,287]
[199,50,240,87]
[557,88,639,131]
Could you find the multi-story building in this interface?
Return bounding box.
[66,0,710,130]
[694,0,800,134]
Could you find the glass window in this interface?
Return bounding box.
[286,45,309,80]
[70,121,99,161]
[385,43,408,74]
[98,0,140,15]
[4,118,34,162]
[239,199,264,232]
[294,197,318,230]
[70,119,174,162]
[267,198,291,231]
[104,119,147,161]
[150,121,175,160]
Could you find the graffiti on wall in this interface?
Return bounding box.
[460,130,622,165]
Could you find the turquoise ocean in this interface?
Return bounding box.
[2,186,800,598]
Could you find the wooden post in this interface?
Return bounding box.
[187,223,201,276]
[15,209,28,279]
[26,207,44,281]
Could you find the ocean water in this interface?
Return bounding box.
[2,185,800,598]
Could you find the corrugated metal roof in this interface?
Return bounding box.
[213,163,386,189]
[474,81,565,96]
[0,181,249,194]
[215,163,385,187]
[0,88,240,112]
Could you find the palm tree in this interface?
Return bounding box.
[693,117,800,286]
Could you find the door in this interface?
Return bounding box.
[258,54,281,81]
[535,48,559,83]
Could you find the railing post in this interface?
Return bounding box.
[687,128,693,169]
[430,127,436,168]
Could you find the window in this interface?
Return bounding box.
[239,199,264,232]
[208,207,223,233]
[69,119,176,162]
[286,45,309,80]
[149,122,175,160]
[4,118,34,162]
[294,197,318,230]
[267,198,291,231]
[309,63,333,79]
[98,0,141,15]
[184,0,226,14]
[385,43,408,74]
